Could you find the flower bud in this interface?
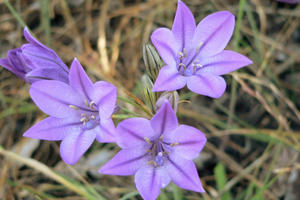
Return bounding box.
[155,91,179,113]
[142,43,163,81]
[141,74,156,113]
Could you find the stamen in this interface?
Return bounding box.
[178,63,186,71]
[159,135,163,141]
[89,101,96,110]
[170,142,179,147]
[147,160,158,167]
[144,137,151,144]
[196,42,203,52]
[178,51,184,57]
[90,115,96,120]
[84,99,89,107]
[69,105,79,110]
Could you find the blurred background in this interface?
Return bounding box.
[0,0,299,199]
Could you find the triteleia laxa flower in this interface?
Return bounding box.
[151,0,252,98]
[0,27,69,83]
[24,58,117,165]
[99,101,206,200]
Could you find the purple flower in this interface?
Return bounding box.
[151,1,252,98]
[24,58,117,165]
[0,27,69,83]
[99,101,206,200]
[277,0,300,3]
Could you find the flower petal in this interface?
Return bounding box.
[198,50,252,75]
[187,73,226,98]
[91,81,117,119]
[26,67,69,83]
[193,11,235,57]
[96,118,116,143]
[29,80,84,118]
[167,154,204,192]
[151,28,179,66]
[152,66,186,92]
[60,130,96,165]
[116,118,156,148]
[69,58,94,100]
[150,101,178,136]
[23,116,81,141]
[164,125,206,160]
[99,147,149,176]
[172,0,196,51]
[23,28,69,73]
[135,165,171,200]
[0,55,26,80]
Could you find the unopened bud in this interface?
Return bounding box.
[141,74,156,114]
[143,43,164,81]
[155,91,179,113]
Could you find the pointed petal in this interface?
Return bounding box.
[150,101,178,136]
[187,73,226,98]
[167,154,204,192]
[91,81,117,119]
[26,67,69,83]
[198,50,252,75]
[164,125,206,160]
[135,165,171,200]
[152,66,186,92]
[99,147,149,176]
[60,130,96,165]
[23,116,81,141]
[96,118,116,143]
[69,58,93,99]
[193,11,235,57]
[116,118,156,148]
[151,28,179,66]
[172,0,196,51]
[29,80,84,118]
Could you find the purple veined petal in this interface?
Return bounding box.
[166,153,205,193]
[187,73,226,98]
[23,28,69,73]
[26,67,69,83]
[135,165,171,200]
[0,56,26,80]
[152,65,186,92]
[60,129,96,165]
[197,50,252,76]
[23,116,81,141]
[69,58,94,100]
[164,125,207,160]
[172,0,196,51]
[193,11,235,58]
[116,118,156,148]
[91,81,117,119]
[29,80,84,118]
[99,147,149,176]
[96,118,116,143]
[150,28,179,66]
[150,101,178,136]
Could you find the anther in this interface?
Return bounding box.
[178,51,184,57]
[178,63,186,71]
[170,142,179,147]
[69,105,78,110]
[89,101,96,109]
[159,135,163,141]
[90,115,96,120]
[144,137,151,144]
[196,42,203,52]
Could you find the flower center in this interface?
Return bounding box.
[69,99,99,130]
[145,136,179,167]
[177,42,204,76]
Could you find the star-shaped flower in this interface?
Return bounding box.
[99,101,206,200]
[151,0,252,98]
[24,58,117,164]
[0,27,69,83]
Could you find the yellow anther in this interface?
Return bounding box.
[178,51,184,57]
[196,42,203,52]
[84,99,88,106]
[89,101,96,109]
[147,160,158,167]
[90,115,96,120]
[69,105,79,110]
[159,135,163,141]
[170,142,179,147]
[178,63,186,70]
[144,137,151,144]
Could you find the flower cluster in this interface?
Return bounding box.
[0,1,252,199]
